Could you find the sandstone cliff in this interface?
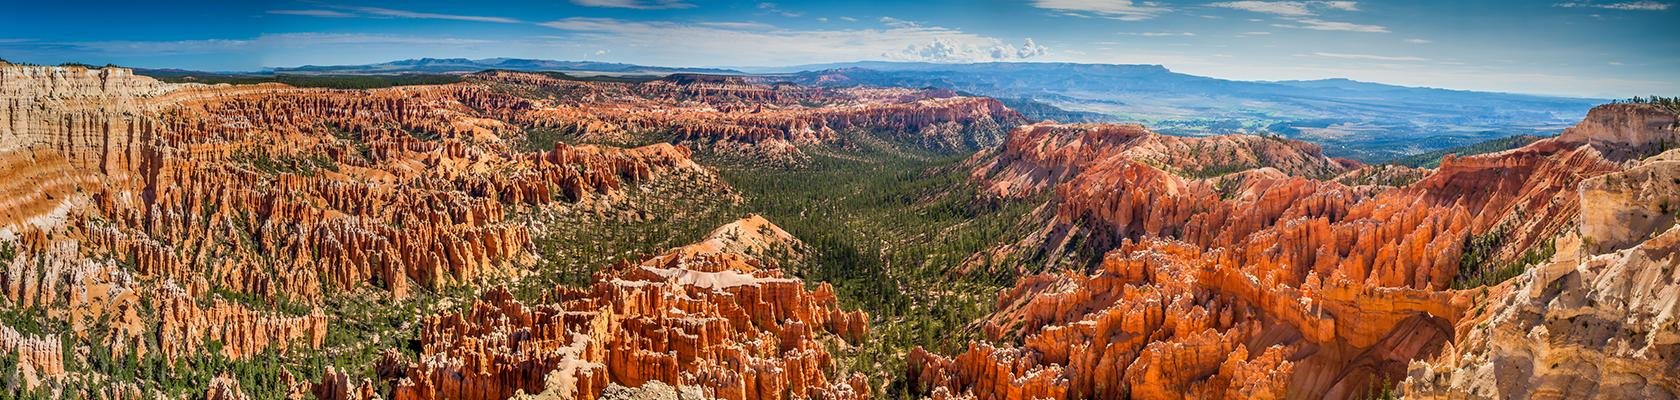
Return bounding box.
[1401,147,1680,399]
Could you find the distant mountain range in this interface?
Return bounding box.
[754,62,1602,161]
[199,58,1602,161]
[275,57,742,76]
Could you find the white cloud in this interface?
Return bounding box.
[1236,31,1272,36]
[267,9,355,18]
[1405,38,1432,43]
[1273,18,1387,32]
[840,16,859,22]
[538,17,1048,64]
[757,3,804,17]
[900,37,1051,62]
[1209,1,1365,15]
[272,6,521,23]
[1119,31,1198,36]
[1210,1,1315,16]
[1308,52,1427,61]
[1555,1,1671,11]
[348,7,522,23]
[570,0,694,9]
[1322,1,1360,11]
[1031,0,1171,21]
[879,16,919,28]
[1019,38,1050,58]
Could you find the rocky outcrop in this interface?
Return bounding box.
[970,123,1357,198]
[915,238,1468,399]
[1401,147,1680,399]
[1556,103,1680,161]
[385,216,869,400]
[471,70,1025,162]
[205,375,252,400]
[0,63,717,393]
[1577,148,1680,253]
[152,284,328,363]
[0,323,65,390]
[918,105,1661,399]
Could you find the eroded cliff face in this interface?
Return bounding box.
[0,63,715,395]
[471,71,1025,163]
[911,105,1666,399]
[380,216,869,400]
[968,122,1358,199]
[1401,147,1680,399]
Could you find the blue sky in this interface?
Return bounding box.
[1,0,1675,97]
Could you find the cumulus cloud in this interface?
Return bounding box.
[1018,38,1050,58]
[895,37,1051,62]
[1405,38,1432,43]
[1031,0,1171,21]
[1555,1,1671,10]
[570,0,694,9]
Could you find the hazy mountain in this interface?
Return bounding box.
[223,58,1606,161]
[760,62,1602,161]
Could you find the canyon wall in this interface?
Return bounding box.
[0,63,716,395]
[914,104,1669,399]
[470,71,1025,162]
[1402,145,1680,399]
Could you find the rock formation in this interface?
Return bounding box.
[470,71,1025,162]
[383,216,869,400]
[0,63,718,394]
[969,122,1358,198]
[912,104,1666,399]
[6,59,1676,400]
[1401,147,1680,399]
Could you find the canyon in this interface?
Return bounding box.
[1,60,1676,400]
[909,103,1679,399]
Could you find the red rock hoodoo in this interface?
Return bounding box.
[384,216,870,400]
[913,111,1653,399]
